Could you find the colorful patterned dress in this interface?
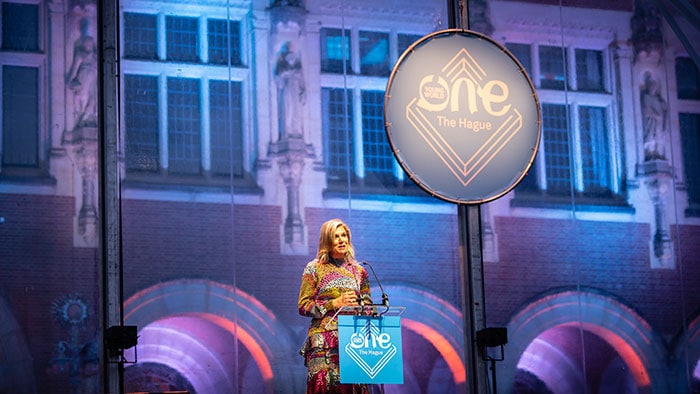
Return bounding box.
[298,257,372,394]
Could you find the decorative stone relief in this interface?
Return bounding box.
[62,3,98,247]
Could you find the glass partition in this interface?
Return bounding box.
[1,0,699,393]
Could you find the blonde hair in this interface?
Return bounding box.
[316,218,355,263]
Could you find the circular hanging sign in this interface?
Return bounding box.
[385,29,541,204]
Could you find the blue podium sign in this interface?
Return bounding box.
[338,315,404,384]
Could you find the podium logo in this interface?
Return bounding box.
[344,320,398,379]
[406,47,523,187]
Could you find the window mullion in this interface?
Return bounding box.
[571,103,584,192]
[158,74,168,172]
[201,77,211,173]
[568,46,577,91]
[533,44,541,89]
[157,13,166,60]
[353,88,364,179]
[350,29,359,75]
[199,16,208,64]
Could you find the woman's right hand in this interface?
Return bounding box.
[333,290,359,309]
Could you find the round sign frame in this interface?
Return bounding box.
[384,29,541,205]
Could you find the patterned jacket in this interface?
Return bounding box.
[298,258,372,336]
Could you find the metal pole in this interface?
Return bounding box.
[448,0,491,392]
[98,0,124,391]
[457,204,490,393]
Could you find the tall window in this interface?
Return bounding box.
[509,42,618,206]
[2,2,43,176]
[541,104,572,194]
[122,11,248,185]
[167,78,201,175]
[676,57,700,100]
[322,87,354,182]
[2,66,39,168]
[124,75,159,172]
[210,80,244,177]
[579,106,610,194]
[680,113,700,215]
[361,90,393,186]
[320,29,429,194]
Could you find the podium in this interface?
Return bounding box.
[331,305,406,384]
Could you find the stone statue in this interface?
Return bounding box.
[66,18,98,128]
[640,72,668,161]
[274,41,306,139]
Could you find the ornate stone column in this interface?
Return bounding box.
[269,1,315,254]
[631,0,674,268]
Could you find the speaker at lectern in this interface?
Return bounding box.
[330,305,406,384]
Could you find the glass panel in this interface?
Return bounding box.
[167,77,201,175]
[539,45,567,90]
[323,87,354,183]
[2,66,38,167]
[676,57,700,100]
[361,90,393,186]
[398,33,422,57]
[209,80,243,177]
[320,27,351,74]
[208,19,241,66]
[125,74,159,172]
[542,103,571,194]
[359,30,389,76]
[1,2,39,51]
[166,16,198,62]
[579,105,610,194]
[507,42,532,78]
[575,48,604,92]
[123,12,158,60]
[680,113,700,213]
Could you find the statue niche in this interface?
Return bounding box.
[640,72,668,162]
[66,17,98,129]
[274,41,306,140]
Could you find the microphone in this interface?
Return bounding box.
[362,261,389,308]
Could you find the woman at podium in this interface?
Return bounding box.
[298,218,372,393]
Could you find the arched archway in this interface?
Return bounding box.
[501,289,669,394]
[122,279,302,393]
[0,296,36,393]
[378,285,466,392]
[672,310,700,394]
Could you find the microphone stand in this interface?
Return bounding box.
[362,261,390,316]
[362,261,390,394]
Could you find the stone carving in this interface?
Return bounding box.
[640,72,668,161]
[274,41,306,140]
[66,17,98,128]
[630,0,663,59]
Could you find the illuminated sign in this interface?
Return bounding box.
[338,315,403,384]
[385,29,541,204]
